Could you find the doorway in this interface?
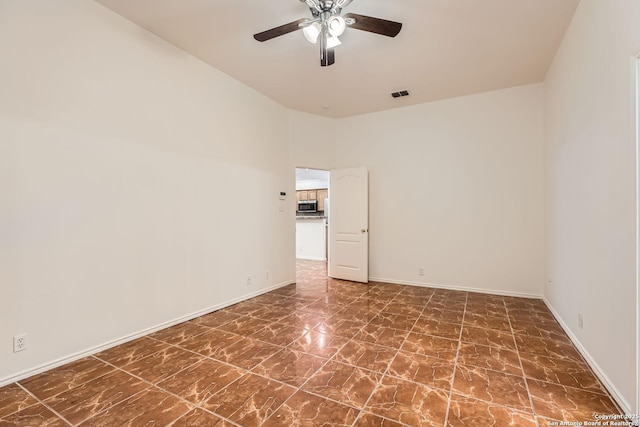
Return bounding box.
[295,168,330,284]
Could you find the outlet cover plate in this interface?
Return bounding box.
[13,334,27,352]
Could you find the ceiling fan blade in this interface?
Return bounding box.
[253,19,307,42]
[343,13,402,37]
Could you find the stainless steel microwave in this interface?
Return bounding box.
[297,200,317,212]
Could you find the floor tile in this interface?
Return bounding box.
[464,303,508,318]
[93,336,169,367]
[420,307,464,324]
[456,343,522,375]
[225,301,267,317]
[278,312,326,330]
[463,313,511,332]
[332,306,380,323]
[249,322,311,346]
[315,317,365,339]
[249,293,291,306]
[0,403,68,427]
[80,387,191,426]
[514,335,584,362]
[412,317,461,339]
[452,364,531,413]
[392,294,431,307]
[19,357,114,400]
[215,315,272,336]
[510,321,571,343]
[388,351,454,390]
[382,302,424,317]
[214,336,282,370]
[123,346,203,384]
[401,332,459,360]
[365,375,449,427]
[157,359,245,404]
[519,352,604,393]
[247,305,295,322]
[302,300,348,316]
[44,369,150,425]
[0,383,37,418]
[446,394,537,427]
[253,348,327,387]
[177,328,243,358]
[355,323,408,349]
[262,390,359,426]
[369,313,419,331]
[289,330,350,358]
[189,310,242,328]
[168,408,235,426]
[333,339,398,373]
[202,373,296,425]
[148,321,211,345]
[459,325,516,349]
[527,379,619,423]
[302,360,381,409]
[354,412,406,426]
[426,299,466,312]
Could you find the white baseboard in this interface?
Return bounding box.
[369,276,542,299]
[0,280,294,388]
[542,297,633,415]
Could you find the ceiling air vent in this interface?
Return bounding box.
[391,90,410,98]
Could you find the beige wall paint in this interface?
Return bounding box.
[0,0,295,382]
[288,110,337,171]
[544,0,639,412]
[332,84,545,297]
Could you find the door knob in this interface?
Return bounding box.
[361,228,368,233]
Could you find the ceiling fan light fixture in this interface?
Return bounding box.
[303,22,321,43]
[327,16,346,37]
[326,35,342,48]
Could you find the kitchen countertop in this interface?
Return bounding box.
[296,215,327,220]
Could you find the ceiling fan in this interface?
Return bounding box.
[253,0,402,67]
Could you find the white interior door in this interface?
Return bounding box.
[328,167,369,283]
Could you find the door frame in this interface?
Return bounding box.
[294,166,331,264]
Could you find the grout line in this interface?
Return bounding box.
[442,292,468,427]
[504,300,540,427]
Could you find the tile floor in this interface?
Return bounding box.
[0,260,622,426]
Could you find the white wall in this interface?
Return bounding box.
[544,0,639,413]
[333,84,545,297]
[289,110,337,171]
[0,0,294,383]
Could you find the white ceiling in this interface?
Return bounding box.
[94,0,580,119]
[296,168,330,190]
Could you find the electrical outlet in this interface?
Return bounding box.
[547,279,552,287]
[578,313,583,329]
[13,334,27,353]
[418,267,424,276]
[246,276,251,286]
[265,271,269,280]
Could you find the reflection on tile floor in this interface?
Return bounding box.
[0,260,622,426]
